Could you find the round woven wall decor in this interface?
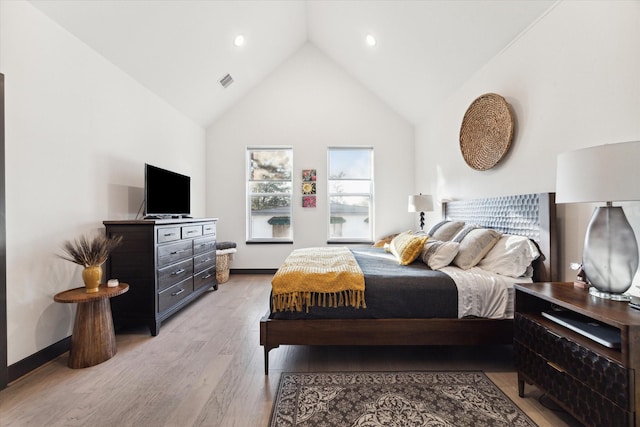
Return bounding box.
[459,93,514,171]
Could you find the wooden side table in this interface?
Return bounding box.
[54,283,129,369]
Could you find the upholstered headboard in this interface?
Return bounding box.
[442,193,557,282]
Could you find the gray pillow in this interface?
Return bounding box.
[452,227,502,270]
[427,220,465,241]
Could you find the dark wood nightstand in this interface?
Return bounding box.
[514,282,640,427]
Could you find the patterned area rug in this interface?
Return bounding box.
[269,371,537,427]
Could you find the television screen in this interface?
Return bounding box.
[144,163,191,217]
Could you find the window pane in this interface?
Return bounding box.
[328,149,371,179]
[248,147,293,241]
[249,182,292,194]
[250,150,292,180]
[329,196,371,239]
[250,195,290,211]
[328,180,371,194]
[250,196,292,239]
[250,214,292,239]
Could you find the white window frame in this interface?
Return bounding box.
[246,147,293,243]
[327,146,374,243]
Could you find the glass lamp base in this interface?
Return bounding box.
[589,286,631,301]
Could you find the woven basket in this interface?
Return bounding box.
[459,93,514,171]
[216,253,230,283]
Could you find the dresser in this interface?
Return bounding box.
[514,282,640,427]
[103,218,218,336]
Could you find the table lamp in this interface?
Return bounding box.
[556,141,640,300]
[408,194,434,231]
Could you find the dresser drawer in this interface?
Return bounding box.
[193,236,216,255]
[157,240,193,267]
[203,222,216,236]
[182,225,202,239]
[193,251,216,272]
[158,278,193,313]
[194,267,216,291]
[157,258,193,291]
[514,313,631,409]
[515,341,632,427]
[157,227,181,243]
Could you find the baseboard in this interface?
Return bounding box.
[230,268,276,275]
[8,336,70,384]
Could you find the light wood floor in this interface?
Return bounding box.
[1,274,582,426]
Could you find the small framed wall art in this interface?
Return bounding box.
[302,196,316,208]
[302,169,316,207]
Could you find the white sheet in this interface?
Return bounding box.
[439,266,532,319]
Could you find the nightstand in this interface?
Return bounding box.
[54,283,129,368]
[514,282,640,427]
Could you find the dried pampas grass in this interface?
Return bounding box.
[59,233,123,267]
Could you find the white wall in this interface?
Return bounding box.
[1,1,205,364]
[416,1,640,283]
[206,43,415,268]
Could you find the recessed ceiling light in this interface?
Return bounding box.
[234,35,245,47]
[366,34,376,47]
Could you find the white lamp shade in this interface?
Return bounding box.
[556,141,640,204]
[408,194,434,212]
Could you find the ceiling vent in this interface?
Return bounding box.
[219,73,234,88]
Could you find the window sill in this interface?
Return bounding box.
[246,240,293,245]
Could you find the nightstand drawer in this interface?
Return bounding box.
[514,313,631,409]
[515,341,632,427]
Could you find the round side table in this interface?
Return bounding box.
[54,283,129,369]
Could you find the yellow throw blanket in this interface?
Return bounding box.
[271,247,366,312]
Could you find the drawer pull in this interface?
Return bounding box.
[187,230,197,234]
[197,258,212,264]
[164,233,176,237]
[171,288,185,297]
[547,361,565,373]
[171,268,186,276]
[200,273,213,280]
[170,249,187,255]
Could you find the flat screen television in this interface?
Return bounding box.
[144,163,191,218]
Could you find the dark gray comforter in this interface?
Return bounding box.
[268,247,457,320]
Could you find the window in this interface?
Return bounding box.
[327,147,374,242]
[246,147,293,242]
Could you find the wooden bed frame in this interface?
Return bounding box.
[260,193,557,374]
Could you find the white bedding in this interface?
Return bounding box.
[439,265,532,319]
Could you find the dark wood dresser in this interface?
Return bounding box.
[514,282,640,427]
[104,218,218,336]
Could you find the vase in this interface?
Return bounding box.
[82,265,103,293]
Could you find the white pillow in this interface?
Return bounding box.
[420,240,460,270]
[451,227,501,270]
[478,234,540,278]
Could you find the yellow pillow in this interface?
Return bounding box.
[372,233,400,248]
[389,231,429,265]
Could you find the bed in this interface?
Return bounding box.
[259,193,557,374]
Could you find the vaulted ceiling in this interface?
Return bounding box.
[30,0,556,128]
